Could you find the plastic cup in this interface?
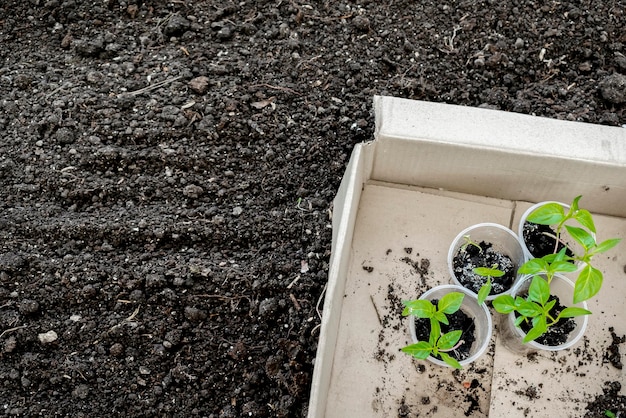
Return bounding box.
[408,285,492,368]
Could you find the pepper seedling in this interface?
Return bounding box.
[492,274,592,343]
[525,195,621,303]
[401,291,465,369]
[474,265,505,305]
[493,249,591,343]
[460,235,482,253]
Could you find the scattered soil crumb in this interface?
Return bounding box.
[604,327,625,370]
[585,381,626,417]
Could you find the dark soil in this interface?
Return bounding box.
[604,327,625,370]
[517,295,576,346]
[585,381,626,418]
[412,299,477,361]
[452,241,516,296]
[522,222,575,258]
[0,0,624,416]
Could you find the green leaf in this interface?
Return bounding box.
[558,307,592,318]
[477,279,491,305]
[438,330,462,350]
[593,238,622,254]
[552,247,570,262]
[514,315,525,327]
[544,299,556,314]
[514,296,527,308]
[574,208,596,233]
[527,203,565,225]
[401,341,432,359]
[519,258,549,275]
[517,300,543,318]
[492,294,515,313]
[473,267,505,278]
[571,195,582,212]
[548,260,578,274]
[438,292,464,315]
[439,352,463,369]
[523,316,547,343]
[429,318,441,346]
[565,225,596,250]
[402,299,434,318]
[528,276,550,305]
[433,311,448,325]
[574,265,603,303]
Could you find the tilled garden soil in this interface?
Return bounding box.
[0,1,624,417]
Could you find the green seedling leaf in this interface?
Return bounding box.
[571,195,582,212]
[492,294,516,314]
[566,225,596,249]
[517,300,543,318]
[433,311,448,325]
[438,292,464,314]
[574,208,596,233]
[549,260,578,274]
[514,315,525,327]
[558,307,592,318]
[605,410,617,418]
[593,238,622,254]
[401,341,432,359]
[477,278,491,305]
[429,318,441,346]
[574,265,603,303]
[531,315,541,327]
[527,203,566,225]
[473,267,505,278]
[514,296,527,308]
[402,299,434,318]
[438,330,462,350]
[552,247,570,262]
[460,235,482,253]
[528,276,550,305]
[439,352,462,370]
[544,299,556,315]
[523,315,547,343]
[519,258,549,275]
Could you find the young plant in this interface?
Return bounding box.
[401,292,465,369]
[525,195,621,303]
[460,235,482,253]
[474,265,505,305]
[492,274,592,343]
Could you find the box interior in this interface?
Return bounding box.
[308,97,626,418]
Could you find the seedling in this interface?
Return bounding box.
[474,264,505,305]
[493,249,590,343]
[460,235,482,253]
[401,292,465,369]
[492,273,592,343]
[525,195,621,303]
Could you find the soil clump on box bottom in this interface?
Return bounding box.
[0,0,624,416]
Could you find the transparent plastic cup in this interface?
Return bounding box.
[408,285,492,368]
[498,273,589,355]
[518,201,594,272]
[518,201,569,261]
[447,223,526,301]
